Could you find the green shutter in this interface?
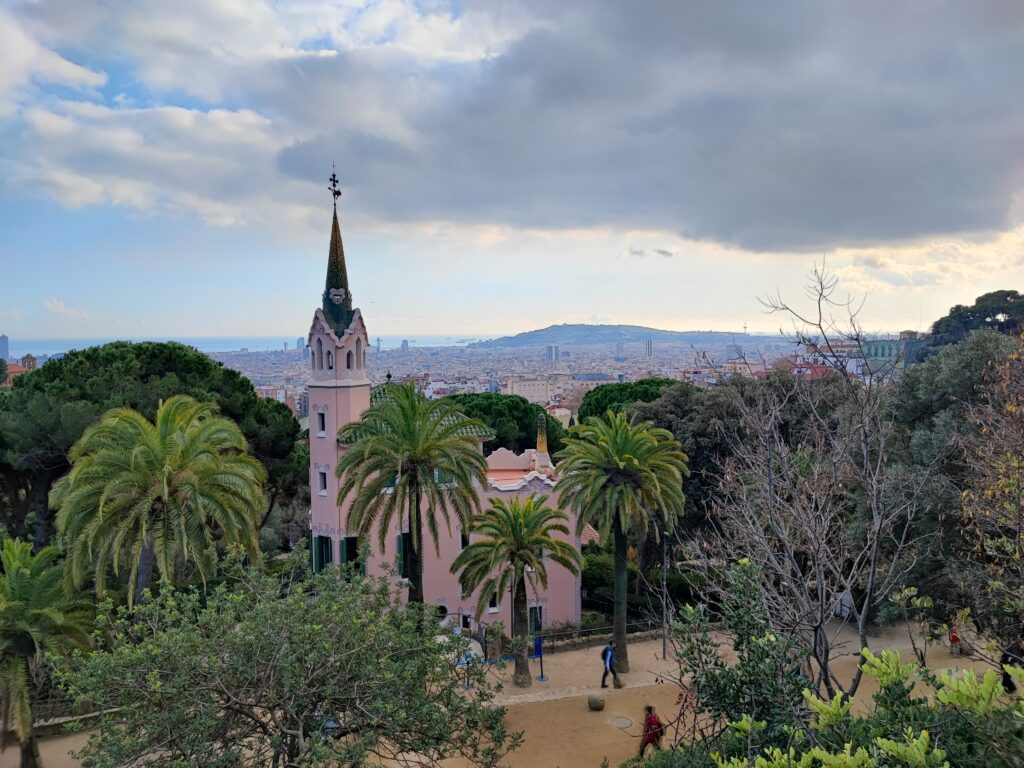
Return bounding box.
[339,538,348,565]
[396,533,404,578]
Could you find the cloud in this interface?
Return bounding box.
[833,228,1024,295]
[44,298,90,320]
[0,10,105,114]
[654,249,675,258]
[3,1,1024,254]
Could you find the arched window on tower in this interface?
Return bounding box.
[315,338,323,370]
[355,339,363,368]
[327,351,334,370]
[346,350,354,369]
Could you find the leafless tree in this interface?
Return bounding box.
[685,266,926,697]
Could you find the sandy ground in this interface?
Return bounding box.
[15,630,999,768]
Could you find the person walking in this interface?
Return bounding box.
[1001,640,1023,693]
[638,704,664,757]
[601,639,621,688]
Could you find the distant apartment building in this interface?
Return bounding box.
[644,339,653,358]
[20,354,37,372]
[2,362,28,387]
[425,378,485,398]
[0,334,8,361]
[863,331,927,373]
[720,359,767,376]
[256,385,299,415]
[501,372,572,405]
[792,330,927,379]
[295,389,309,418]
[674,366,719,389]
[544,344,560,363]
[397,373,429,392]
[568,372,615,397]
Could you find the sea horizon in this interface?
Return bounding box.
[5,335,490,358]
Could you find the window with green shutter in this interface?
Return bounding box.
[313,535,333,572]
[396,532,412,578]
[342,536,364,575]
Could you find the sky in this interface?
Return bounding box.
[2,0,1023,341]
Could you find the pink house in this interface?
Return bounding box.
[308,199,581,634]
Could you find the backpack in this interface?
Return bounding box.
[600,646,610,663]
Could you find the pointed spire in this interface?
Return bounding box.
[322,166,354,333]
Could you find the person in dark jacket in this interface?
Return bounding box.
[601,639,621,688]
[1001,640,1023,693]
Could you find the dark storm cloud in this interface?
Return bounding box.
[277,1,1024,251]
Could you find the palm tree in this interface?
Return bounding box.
[0,540,91,768]
[555,410,688,672]
[451,494,582,687]
[338,384,489,603]
[51,395,267,607]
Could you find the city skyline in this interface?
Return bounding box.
[3,2,1024,340]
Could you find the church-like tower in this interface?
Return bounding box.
[308,176,371,569]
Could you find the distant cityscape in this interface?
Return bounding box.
[1,326,928,427]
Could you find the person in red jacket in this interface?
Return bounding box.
[949,625,961,656]
[638,704,664,757]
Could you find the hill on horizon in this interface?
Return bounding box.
[469,324,787,349]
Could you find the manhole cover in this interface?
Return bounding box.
[610,717,633,729]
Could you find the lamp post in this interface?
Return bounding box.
[661,511,669,661]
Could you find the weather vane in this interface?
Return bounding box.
[328,162,341,208]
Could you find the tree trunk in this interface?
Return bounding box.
[20,734,41,768]
[134,531,156,607]
[513,574,532,687]
[613,517,630,672]
[32,469,56,552]
[259,487,281,529]
[408,486,424,604]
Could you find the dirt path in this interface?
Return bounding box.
[21,634,999,768]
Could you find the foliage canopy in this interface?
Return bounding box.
[61,558,520,768]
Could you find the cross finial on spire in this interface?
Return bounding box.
[328,162,341,209]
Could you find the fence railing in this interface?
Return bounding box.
[537,618,661,646]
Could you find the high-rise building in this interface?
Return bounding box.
[615,341,624,358]
[376,337,382,354]
[644,339,653,357]
[296,336,304,352]
[545,344,560,363]
[401,339,410,352]
[0,335,8,361]
[283,341,289,352]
